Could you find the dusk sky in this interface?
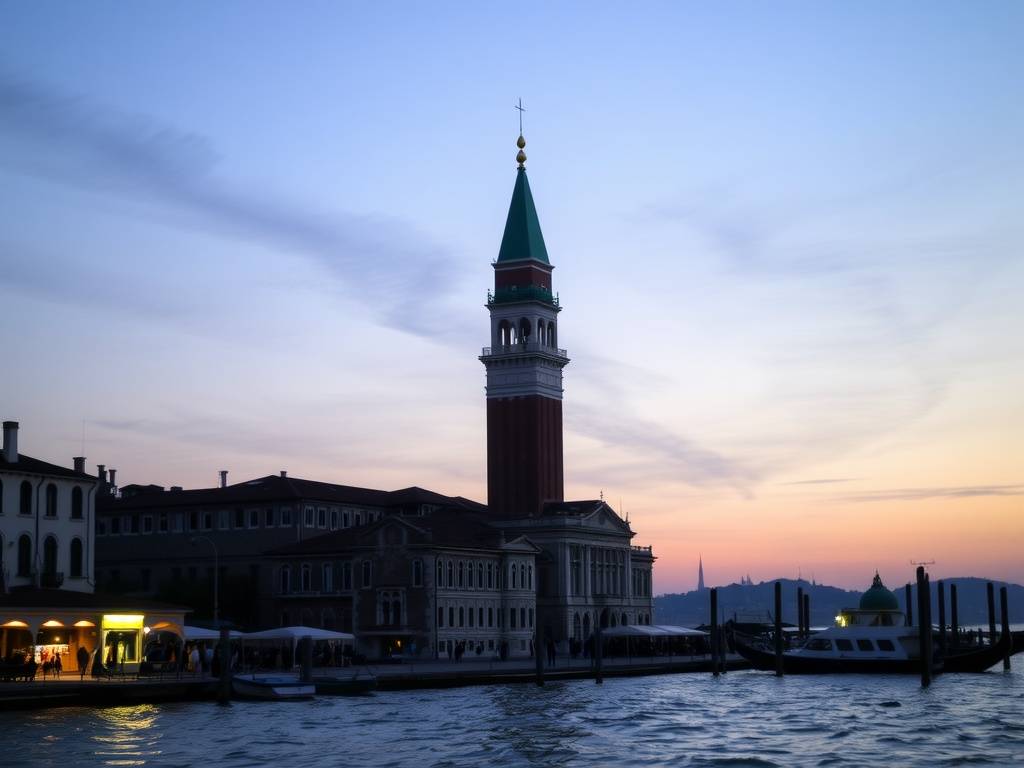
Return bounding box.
[2,2,1022,593]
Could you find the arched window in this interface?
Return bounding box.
[382,598,391,625]
[43,535,58,575]
[518,317,531,344]
[528,564,533,590]
[466,561,473,588]
[511,563,518,589]
[301,564,312,592]
[457,561,464,588]
[392,595,401,625]
[477,562,484,588]
[412,559,423,587]
[17,534,31,577]
[71,487,83,519]
[537,319,545,345]
[20,481,32,515]
[45,484,58,517]
[70,538,83,579]
[622,612,629,627]
[280,566,291,594]
[548,321,556,348]
[573,613,582,641]
[436,559,443,586]
[486,563,493,589]
[447,560,454,588]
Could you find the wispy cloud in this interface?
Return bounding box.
[781,478,859,486]
[0,73,467,342]
[836,485,1024,503]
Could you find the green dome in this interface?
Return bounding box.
[859,573,899,611]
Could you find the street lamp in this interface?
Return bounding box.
[190,536,219,624]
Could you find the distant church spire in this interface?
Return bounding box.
[697,556,705,591]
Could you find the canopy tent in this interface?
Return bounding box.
[601,624,707,638]
[182,626,243,641]
[240,626,355,642]
[239,626,355,671]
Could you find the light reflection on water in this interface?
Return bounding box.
[8,669,1024,767]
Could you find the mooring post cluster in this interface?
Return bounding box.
[710,587,720,677]
[774,581,784,677]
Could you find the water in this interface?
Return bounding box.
[7,668,1024,767]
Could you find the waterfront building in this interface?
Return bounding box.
[94,471,480,627]
[265,506,541,659]
[0,420,186,674]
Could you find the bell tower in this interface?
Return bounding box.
[480,134,569,518]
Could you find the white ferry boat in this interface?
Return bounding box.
[734,574,1009,674]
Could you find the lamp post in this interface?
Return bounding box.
[190,536,219,624]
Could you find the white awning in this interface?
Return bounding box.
[240,626,355,642]
[600,624,708,638]
[183,626,243,641]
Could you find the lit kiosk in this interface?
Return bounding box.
[479,134,569,519]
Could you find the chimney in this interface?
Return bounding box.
[219,470,228,488]
[73,456,86,473]
[108,468,117,488]
[170,485,183,492]
[280,470,287,478]
[97,464,107,483]
[2,421,18,463]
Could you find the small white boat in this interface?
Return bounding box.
[232,673,316,701]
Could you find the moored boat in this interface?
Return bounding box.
[313,672,378,696]
[734,573,1013,675]
[232,673,316,700]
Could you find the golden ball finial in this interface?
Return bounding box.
[516,149,527,165]
[517,135,526,149]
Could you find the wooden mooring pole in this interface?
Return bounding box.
[950,583,959,647]
[535,633,545,687]
[218,626,232,706]
[796,586,804,640]
[905,583,914,627]
[916,566,931,687]
[1000,586,1011,671]
[937,580,947,659]
[803,593,810,638]
[774,581,784,677]
[987,582,997,647]
[301,636,313,683]
[710,587,720,677]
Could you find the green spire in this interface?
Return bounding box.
[497,162,550,265]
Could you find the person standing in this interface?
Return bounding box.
[77,645,89,680]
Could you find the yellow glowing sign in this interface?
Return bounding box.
[42,620,65,628]
[2,620,29,628]
[102,614,144,629]
[74,620,96,628]
[835,614,848,628]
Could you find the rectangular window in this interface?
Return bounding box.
[510,608,517,629]
[281,507,292,526]
[202,511,213,530]
[159,513,169,533]
[305,507,314,527]
[458,607,464,627]
[520,607,526,628]
[235,508,245,528]
[343,510,351,528]
[835,639,854,652]
[479,607,484,627]
[437,606,444,628]
[219,510,230,530]
[412,560,423,587]
[265,508,275,527]
[361,561,372,588]
[330,509,339,530]
[877,639,895,651]
[449,607,454,627]
[130,516,140,534]
[468,607,475,627]
[249,509,259,529]
[317,507,326,528]
[189,511,199,531]
[172,513,183,533]
[488,607,493,627]
[97,519,107,536]
[142,515,153,534]
[341,562,352,590]
[856,639,875,652]
[323,564,334,592]
[110,517,121,535]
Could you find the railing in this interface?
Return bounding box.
[487,287,560,306]
[481,343,568,358]
[631,546,653,554]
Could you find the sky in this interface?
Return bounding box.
[2,2,1022,593]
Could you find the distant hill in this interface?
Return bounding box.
[654,577,1024,628]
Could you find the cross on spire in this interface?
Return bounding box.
[515,98,525,135]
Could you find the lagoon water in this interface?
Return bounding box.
[8,667,1024,767]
